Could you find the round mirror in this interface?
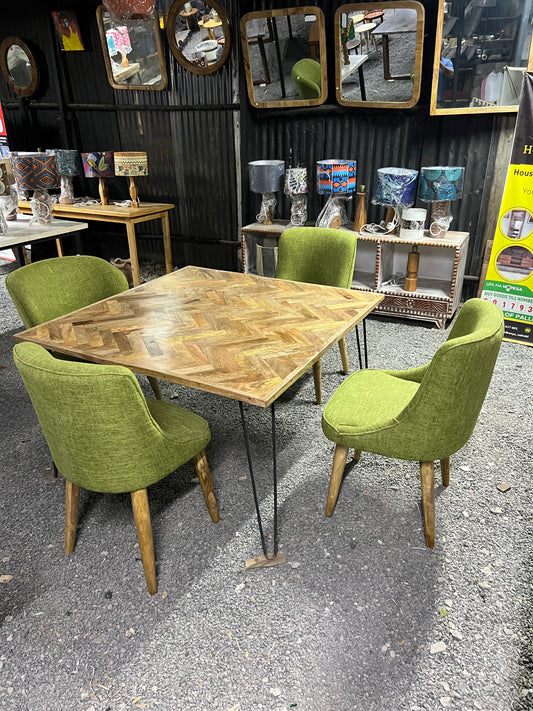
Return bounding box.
[0,37,39,97]
[167,0,231,75]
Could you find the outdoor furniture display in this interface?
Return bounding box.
[321,298,504,547]
[0,213,88,265]
[13,342,219,595]
[371,8,418,80]
[13,266,384,568]
[275,226,361,404]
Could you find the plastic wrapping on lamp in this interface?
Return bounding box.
[256,192,277,224]
[30,189,53,225]
[103,0,155,19]
[0,205,8,235]
[372,168,418,208]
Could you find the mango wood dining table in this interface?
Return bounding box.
[14,266,383,567]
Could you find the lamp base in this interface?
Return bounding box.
[128,176,139,209]
[429,201,453,237]
[98,177,109,206]
[59,175,76,205]
[404,244,420,292]
[256,192,277,225]
[30,189,53,225]
[287,193,307,227]
[316,194,349,229]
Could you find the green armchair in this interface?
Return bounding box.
[275,226,358,404]
[291,58,321,100]
[13,342,219,595]
[322,299,504,547]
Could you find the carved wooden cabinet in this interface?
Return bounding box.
[241,221,469,329]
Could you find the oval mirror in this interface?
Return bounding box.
[241,7,327,109]
[0,36,39,97]
[96,5,168,90]
[167,0,231,75]
[335,2,425,109]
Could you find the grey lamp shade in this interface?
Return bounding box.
[249,160,285,193]
[46,149,81,177]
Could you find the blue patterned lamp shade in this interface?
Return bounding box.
[47,149,81,177]
[373,167,418,207]
[11,153,60,191]
[419,167,465,202]
[316,159,357,194]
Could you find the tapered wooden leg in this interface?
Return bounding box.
[65,480,80,555]
[353,450,361,463]
[338,336,349,375]
[193,451,220,523]
[326,444,349,516]
[440,457,450,487]
[131,489,157,595]
[147,376,163,401]
[420,461,435,548]
[312,359,322,405]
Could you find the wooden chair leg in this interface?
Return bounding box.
[312,359,322,405]
[420,461,435,548]
[338,336,349,375]
[147,376,163,401]
[440,457,450,487]
[353,450,361,463]
[65,480,80,555]
[193,450,220,523]
[131,488,157,596]
[326,444,349,516]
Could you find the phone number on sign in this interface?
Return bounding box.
[482,294,533,322]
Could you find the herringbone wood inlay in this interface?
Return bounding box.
[14,266,383,407]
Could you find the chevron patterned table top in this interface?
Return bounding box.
[14,266,383,407]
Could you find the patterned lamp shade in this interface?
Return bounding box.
[81,152,115,178]
[10,153,60,191]
[316,159,357,194]
[114,151,148,176]
[419,166,465,202]
[373,167,418,207]
[47,149,81,177]
[284,167,308,196]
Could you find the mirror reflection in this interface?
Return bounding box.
[7,45,33,89]
[241,8,327,108]
[96,5,167,90]
[335,2,424,109]
[166,0,231,75]
[432,0,533,114]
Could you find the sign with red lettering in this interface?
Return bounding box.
[0,102,6,137]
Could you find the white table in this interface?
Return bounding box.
[0,214,88,265]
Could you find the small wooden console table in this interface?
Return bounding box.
[18,202,175,287]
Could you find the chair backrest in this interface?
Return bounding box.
[399,299,504,459]
[13,342,175,494]
[6,255,128,329]
[275,227,357,289]
[291,59,321,99]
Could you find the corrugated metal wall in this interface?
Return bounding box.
[0,0,517,297]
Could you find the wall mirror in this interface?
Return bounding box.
[431,0,533,115]
[96,5,168,90]
[167,0,230,75]
[0,36,39,97]
[241,7,327,109]
[335,2,424,109]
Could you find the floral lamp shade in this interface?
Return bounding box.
[373,167,418,207]
[81,152,115,205]
[284,167,308,227]
[114,151,148,208]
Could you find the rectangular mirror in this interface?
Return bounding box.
[335,2,425,109]
[430,0,533,114]
[96,5,168,90]
[241,7,327,109]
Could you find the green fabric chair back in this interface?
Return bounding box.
[275,227,357,289]
[6,255,128,329]
[291,58,321,99]
[13,342,211,494]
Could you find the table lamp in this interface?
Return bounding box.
[10,152,60,224]
[114,151,148,208]
[284,167,308,227]
[248,160,285,225]
[419,166,465,237]
[316,159,357,229]
[0,158,17,221]
[371,167,418,234]
[47,149,81,204]
[81,152,115,205]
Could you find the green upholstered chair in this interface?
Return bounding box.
[291,58,321,100]
[322,299,504,547]
[13,342,219,596]
[275,226,357,404]
[5,255,162,400]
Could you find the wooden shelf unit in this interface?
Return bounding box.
[241,221,469,329]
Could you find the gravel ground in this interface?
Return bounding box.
[0,257,532,711]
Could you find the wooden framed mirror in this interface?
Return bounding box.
[430,0,533,115]
[241,7,327,109]
[0,37,39,97]
[335,2,424,109]
[96,5,168,90]
[166,0,231,76]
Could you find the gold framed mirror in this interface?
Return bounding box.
[431,0,533,115]
[96,5,168,90]
[241,7,327,109]
[335,2,425,109]
[0,36,39,98]
[167,0,231,75]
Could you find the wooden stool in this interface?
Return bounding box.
[354,22,377,54]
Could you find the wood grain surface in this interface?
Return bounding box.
[14,266,383,407]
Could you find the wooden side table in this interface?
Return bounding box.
[18,202,175,287]
[180,7,198,30]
